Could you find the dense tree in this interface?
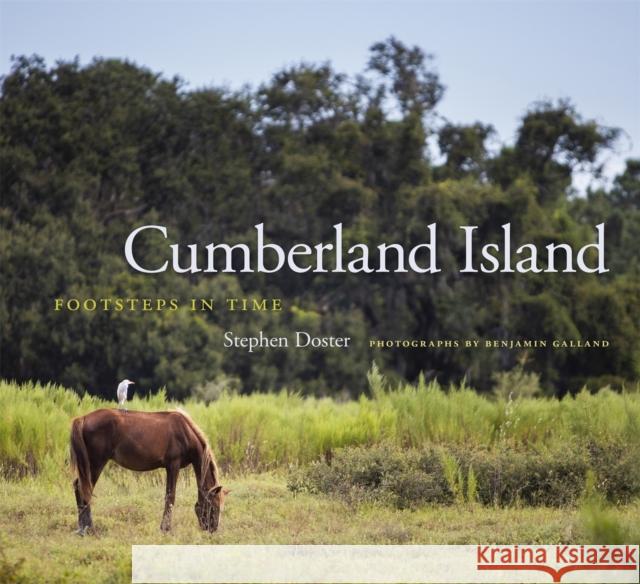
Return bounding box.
[436,122,494,180]
[1,41,638,399]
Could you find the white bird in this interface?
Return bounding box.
[117,379,135,409]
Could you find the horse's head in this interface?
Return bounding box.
[195,485,230,532]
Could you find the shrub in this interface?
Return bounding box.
[588,442,640,504]
[460,446,589,507]
[382,469,450,509]
[287,443,451,507]
[289,441,632,509]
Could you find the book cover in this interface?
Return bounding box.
[1,2,639,583]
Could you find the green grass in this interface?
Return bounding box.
[1,377,639,582]
[2,375,639,476]
[1,469,639,584]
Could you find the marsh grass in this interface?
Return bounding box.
[2,375,639,476]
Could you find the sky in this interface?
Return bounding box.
[1,1,639,189]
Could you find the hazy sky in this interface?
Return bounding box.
[1,1,639,187]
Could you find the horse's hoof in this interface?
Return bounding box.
[76,524,94,536]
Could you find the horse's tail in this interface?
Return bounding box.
[70,416,93,502]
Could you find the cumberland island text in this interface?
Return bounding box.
[124,222,608,275]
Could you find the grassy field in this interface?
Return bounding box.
[2,469,639,583]
[1,377,639,582]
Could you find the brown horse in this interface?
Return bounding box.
[70,408,229,534]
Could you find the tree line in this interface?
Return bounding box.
[1,38,638,399]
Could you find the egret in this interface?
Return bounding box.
[117,379,135,410]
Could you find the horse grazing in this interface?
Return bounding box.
[70,408,229,534]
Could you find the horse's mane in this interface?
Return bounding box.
[175,409,219,489]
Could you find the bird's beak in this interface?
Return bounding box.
[130,382,135,384]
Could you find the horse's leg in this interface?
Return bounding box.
[74,458,107,533]
[73,478,87,530]
[84,459,107,529]
[161,463,180,532]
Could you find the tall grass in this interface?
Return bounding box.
[1,371,639,476]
